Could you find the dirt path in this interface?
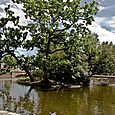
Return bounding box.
[0,73,11,78]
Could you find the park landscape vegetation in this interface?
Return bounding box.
[0,0,115,88]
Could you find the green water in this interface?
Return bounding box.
[0,78,115,115]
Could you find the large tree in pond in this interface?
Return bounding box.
[1,0,98,86]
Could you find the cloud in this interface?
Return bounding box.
[94,17,107,24]
[106,17,115,28]
[88,22,115,44]
[0,2,33,27]
[85,16,115,44]
[98,5,109,12]
[94,16,115,34]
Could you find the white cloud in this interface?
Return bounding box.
[0,3,32,26]
[94,17,107,24]
[98,5,108,12]
[106,16,115,28]
[88,22,115,44]
[94,16,115,34]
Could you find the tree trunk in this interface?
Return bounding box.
[43,33,51,82]
[7,51,34,82]
[43,60,48,82]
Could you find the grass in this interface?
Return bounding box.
[16,76,30,83]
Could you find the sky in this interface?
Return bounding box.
[86,0,115,43]
[0,0,115,54]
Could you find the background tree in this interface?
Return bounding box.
[83,33,100,76]
[93,42,115,75]
[2,55,17,69]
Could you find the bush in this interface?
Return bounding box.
[16,77,30,82]
[31,69,43,80]
[0,69,7,75]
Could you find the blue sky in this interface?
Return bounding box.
[1,0,115,55]
[87,0,115,43]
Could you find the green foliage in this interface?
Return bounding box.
[93,42,115,75]
[83,33,100,75]
[31,69,44,80]
[16,77,30,82]
[1,0,99,86]
[0,69,7,75]
[0,5,34,81]
[2,55,17,67]
[0,6,26,50]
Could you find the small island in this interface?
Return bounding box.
[0,0,115,89]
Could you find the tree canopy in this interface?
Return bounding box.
[0,0,99,86]
[93,42,115,75]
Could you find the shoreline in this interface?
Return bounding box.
[0,111,20,115]
[0,72,26,79]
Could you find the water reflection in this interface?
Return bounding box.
[0,79,115,115]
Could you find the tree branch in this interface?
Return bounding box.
[5,49,34,82]
[50,48,67,54]
[53,16,87,33]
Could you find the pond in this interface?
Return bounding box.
[0,78,115,115]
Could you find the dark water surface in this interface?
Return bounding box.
[0,78,115,115]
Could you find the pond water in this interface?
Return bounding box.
[0,78,115,115]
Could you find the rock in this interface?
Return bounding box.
[0,111,20,115]
[0,111,8,114]
[8,112,20,115]
[69,85,81,89]
[93,80,109,86]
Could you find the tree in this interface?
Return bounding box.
[2,55,17,68]
[93,42,115,75]
[0,5,34,81]
[0,0,99,86]
[83,33,100,76]
[10,0,99,86]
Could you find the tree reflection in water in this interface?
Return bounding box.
[0,80,38,114]
[0,79,115,115]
